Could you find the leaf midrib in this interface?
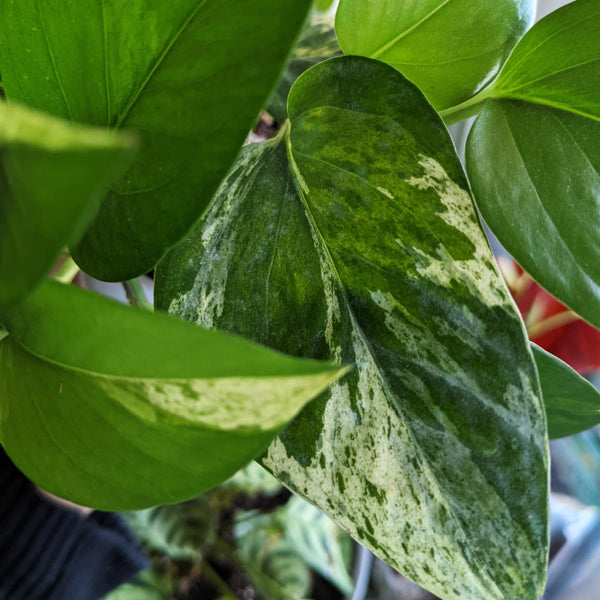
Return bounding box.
[494,94,600,126]
[370,0,455,59]
[17,351,184,502]
[113,0,208,128]
[5,334,337,383]
[1,343,175,503]
[387,47,499,68]
[37,0,74,121]
[493,101,600,292]
[102,0,111,127]
[497,5,600,83]
[498,57,600,102]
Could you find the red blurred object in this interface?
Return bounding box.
[498,257,600,375]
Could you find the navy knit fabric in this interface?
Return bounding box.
[0,448,149,600]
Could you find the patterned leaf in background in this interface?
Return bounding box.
[123,496,217,561]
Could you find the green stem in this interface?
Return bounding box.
[212,538,238,559]
[54,256,80,284]
[123,278,153,310]
[202,560,237,599]
[439,88,493,126]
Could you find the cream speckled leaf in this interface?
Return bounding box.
[0,281,345,510]
[156,57,548,600]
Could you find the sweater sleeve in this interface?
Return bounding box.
[0,448,149,600]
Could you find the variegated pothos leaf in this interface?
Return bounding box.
[0,281,345,510]
[156,57,549,600]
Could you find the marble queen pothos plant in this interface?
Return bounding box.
[0,0,599,599]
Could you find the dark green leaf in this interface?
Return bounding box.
[533,344,600,439]
[0,102,134,313]
[0,281,346,510]
[0,0,311,280]
[466,0,600,329]
[156,56,548,600]
[335,0,535,110]
[236,495,354,596]
[267,12,342,122]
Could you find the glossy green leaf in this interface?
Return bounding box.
[0,0,311,281]
[335,0,535,110]
[489,0,600,120]
[0,281,346,510]
[157,56,548,600]
[0,102,134,313]
[268,12,342,122]
[466,0,600,330]
[533,344,600,440]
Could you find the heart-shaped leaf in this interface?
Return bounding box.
[335,0,536,110]
[123,495,217,561]
[0,281,345,510]
[466,0,600,330]
[0,0,312,280]
[156,57,548,600]
[0,102,134,313]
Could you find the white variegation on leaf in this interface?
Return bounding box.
[0,281,345,510]
[156,57,549,600]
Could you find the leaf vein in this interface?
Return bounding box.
[499,105,595,282]
[114,0,208,128]
[36,0,74,121]
[370,0,455,59]
[502,57,600,96]
[498,7,600,82]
